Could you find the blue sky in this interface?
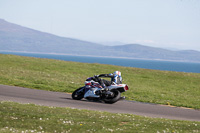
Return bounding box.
[0,0,200,50]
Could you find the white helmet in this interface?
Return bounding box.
[114,71,121,76]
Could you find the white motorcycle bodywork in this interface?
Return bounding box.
[83,81,128,99]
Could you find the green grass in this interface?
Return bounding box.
[0,54,200,109]
[0,101,199,133]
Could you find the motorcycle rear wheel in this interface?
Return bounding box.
[103,90,121,104]
[72,87,84,100]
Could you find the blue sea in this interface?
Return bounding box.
[1,51,200,73]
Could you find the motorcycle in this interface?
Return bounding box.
[72,77,129,104]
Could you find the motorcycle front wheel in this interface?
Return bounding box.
[103,90,121,104]
[72,87,85,100]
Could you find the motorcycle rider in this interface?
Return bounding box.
[72,70,127,101]
[89,71,122,89]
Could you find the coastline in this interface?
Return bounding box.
[1,50,200,64]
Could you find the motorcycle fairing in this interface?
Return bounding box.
[108,84,127,92]
[84,87,101,98]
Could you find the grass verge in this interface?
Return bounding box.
[0,101,199,133]
[0,54,200,109]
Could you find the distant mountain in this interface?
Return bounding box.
[0,19,106,55]
[109,44,200,62]
[100,41,125,46]
[1,19,200,62]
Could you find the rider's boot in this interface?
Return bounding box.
[120,96,126,100]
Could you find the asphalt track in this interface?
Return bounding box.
[0,85,199,122]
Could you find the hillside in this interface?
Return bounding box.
[0,19,105,55]
[110,44,200,62]
[1,18,200,62]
